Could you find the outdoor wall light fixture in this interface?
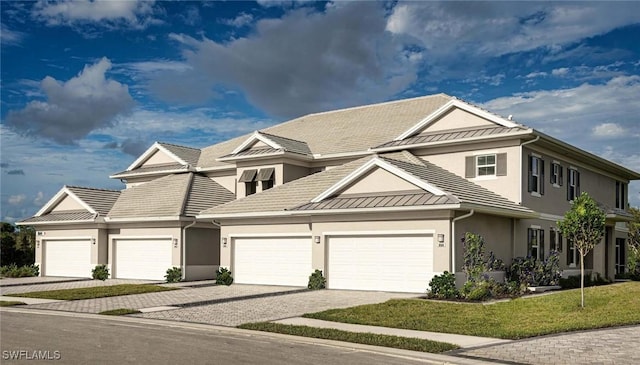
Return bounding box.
[437,234,445,243]
[222,238,227,247]
[91,238,96,245]
[173,238,178,248]
[314,236,321,244]
[36,240,40,248]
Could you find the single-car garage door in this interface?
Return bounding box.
[233,237,312,286]
[115,238,173,280]
[44,239,92,277]
[328,234,434,293]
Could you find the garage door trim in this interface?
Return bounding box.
[111,235,175,280]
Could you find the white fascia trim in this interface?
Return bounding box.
[197,211,293,219]
[231,131,283,155]
[323,229,436,237]
[229,233,311,238]
[125,142,188,171]
[109,168,189,179]
[104,216,183,222]
[111,235,174,241]
[34,186,96,217]
[312,150,374,160]
[372,130,532,153]
[395,99,519,141]
[195,165,236,173]
[460,203,537,218]
[19,220,96,226]
[310,157,446,203]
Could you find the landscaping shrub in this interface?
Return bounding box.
[560,273,611,289]
[427,271,458,299]
[307,269,326,290]
[0,264,39,278]
[507,251,561,288]
[215,267,233,286]
[91,264,109,281]
[165,267,182,283]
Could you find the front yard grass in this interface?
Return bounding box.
[99,308,142,315]
[8,284,176,301]
[0,300,27,306]
[304,282,640,340]
[238,323,458,353]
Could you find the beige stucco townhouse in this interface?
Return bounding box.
[19,94,639,292]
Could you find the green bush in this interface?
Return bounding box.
[216,267,233,286]
[427,271,458,299]
[507,251,561,287]
[0,264,39,278]
[165,267,182,283]
[465,281,491,301]
[560,274,611,289]
[307,269,326,290]
[91,264,109,281]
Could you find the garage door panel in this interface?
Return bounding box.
[45,240,92,277]
[328,234,433,293]
[115,239,172,280]
[234,237,311,287]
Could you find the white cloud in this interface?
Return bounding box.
[525,72,547,79]
[8,194,26,205]
[385,2,640,75]
[153,2,418,118]
[6,57,135,144]
[1,24,25,47]
[222,13,254,28]
[551,68,569,77]
[31,0,160,30]
[592,123,627,139]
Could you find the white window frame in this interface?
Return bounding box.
[530,156,542,196]
[527,227,544,261]
[551,162,562,187]
[476,154,496,177]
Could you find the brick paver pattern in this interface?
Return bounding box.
[457,325,640,365]
[134,290,414,326]
[0,279,158,295]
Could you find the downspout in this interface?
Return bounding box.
[451,210,474,276]
[519,135,540,204]
[181,219,197,281]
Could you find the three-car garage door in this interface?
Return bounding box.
[44,239,92,277]
[114,238,173,280]
[233,237,312,286]
[327,234,434,293]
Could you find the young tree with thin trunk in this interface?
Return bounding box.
[558,192,606,308]
[627,207,640,275]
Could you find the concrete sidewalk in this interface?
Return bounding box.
[274,317,509,348]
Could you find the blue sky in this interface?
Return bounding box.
[1,1,639,222]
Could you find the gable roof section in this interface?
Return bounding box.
[111,142,200,178]
[220,131,312,161]
[107,173,233,220]
[200,151,535,218]
[19,186,120,225]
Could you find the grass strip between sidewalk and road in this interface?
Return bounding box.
[8,284,176,300]
[0,300,27,307]
[304,282,640,340]
[99,308,142,315]
[238,322,459,353]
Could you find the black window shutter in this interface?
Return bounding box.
[465,156,475,178]
[527,155,533,192]
[567,240,572,265]
[540,159,545,195]
[567,171,571,200]
[496,153,507,176]
[540,230,545,260]
[576,171,581,195]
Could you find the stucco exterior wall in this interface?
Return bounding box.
[50,196,85,212]
[420,108,494,133]
[340,167,419,195]
[142,150,175,166]
[454,213,514,271]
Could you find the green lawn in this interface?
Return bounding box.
[238,323,458,353]
[0,300,27,307]
[99,308,142,315]
[304,282,640,340]
[8,284,176,301]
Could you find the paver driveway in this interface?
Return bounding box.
[134,290,416,326]
[0,279,158,295]
[455,325,640,365]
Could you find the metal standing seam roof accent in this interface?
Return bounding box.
[238,169,257,182]
[219,147,284,159]
[111,163,188,177]
[293,191,456,211]
[257,132,312,155]
[374,126,526,149]
[257,167,275,181]
[20,210,96,223]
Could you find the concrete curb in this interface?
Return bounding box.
[0,278,92,288]
[0,307,495,365]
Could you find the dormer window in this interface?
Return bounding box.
[258,168,275,191]
[239,169,257,196]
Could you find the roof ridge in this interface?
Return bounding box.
[453,97,529,129]
[257,131,308,144]
[157,141,201,151]
[178,172,195,216]
[65,185,121,193]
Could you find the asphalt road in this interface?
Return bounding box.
[0,309,454,365]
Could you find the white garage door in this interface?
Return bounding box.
[234,237,312,286]
[115,239,173,280]
[45,239,92,277]
[328,234,434,293]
